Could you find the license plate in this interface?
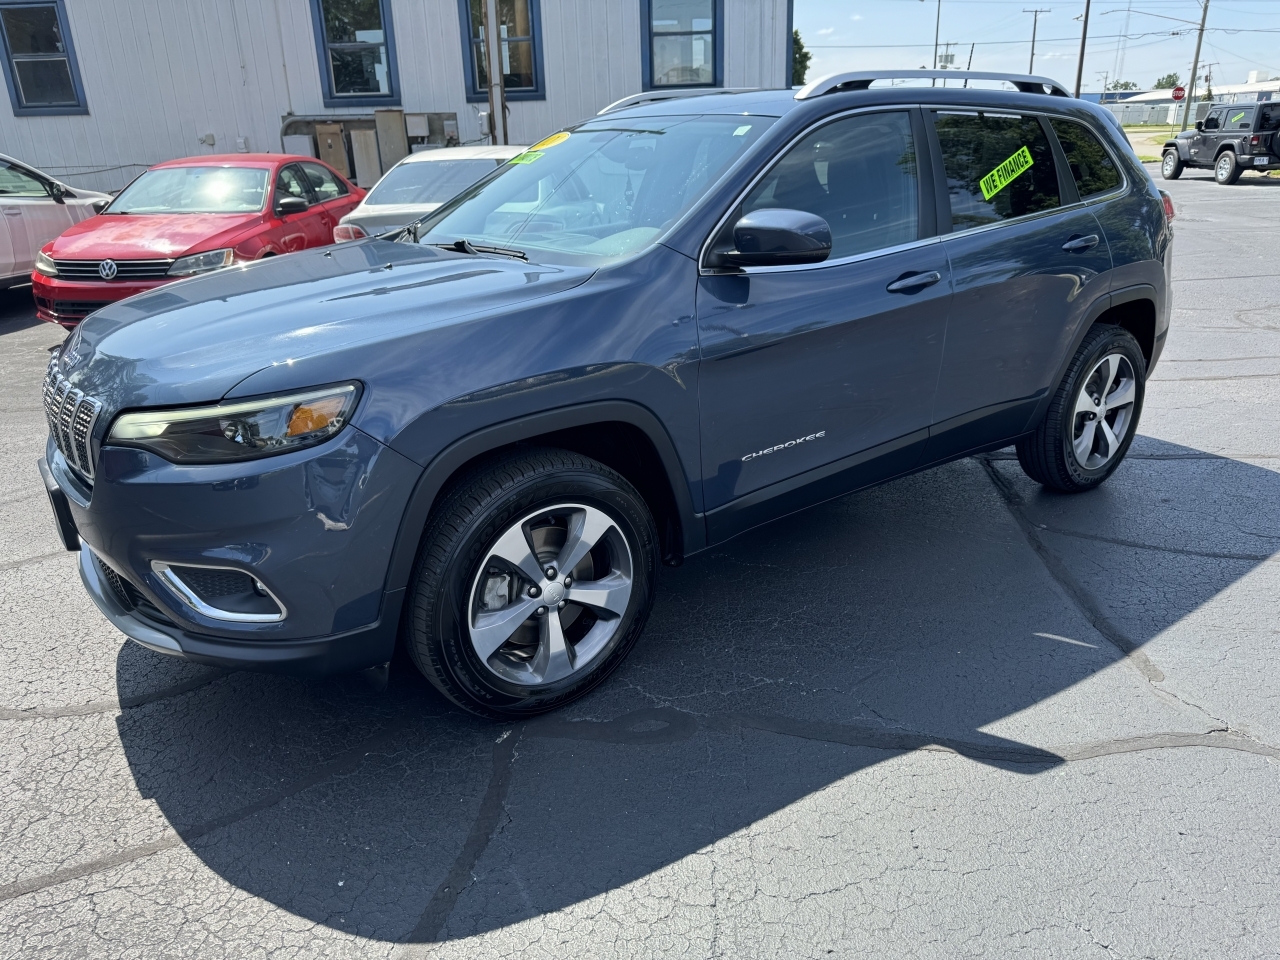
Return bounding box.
[1256,157,1271,165]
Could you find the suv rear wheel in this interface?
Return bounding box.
[1215,151,1242,185]
[407,448,658,717]
[1161,151,1184,180]
[1016,325,1146,493]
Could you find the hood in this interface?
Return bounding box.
[342,202,441,235]
[57,239,594,416]
[46,212,263,260]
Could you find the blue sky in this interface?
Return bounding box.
[793,0,1280,91]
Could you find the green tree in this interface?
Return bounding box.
[1154,72,1180,89]
[1108,80,1139,91]
[791,29,811,86]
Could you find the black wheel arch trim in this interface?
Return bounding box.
[382,400,705,598]
[1024,284,1157,434]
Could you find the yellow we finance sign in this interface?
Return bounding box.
[979,145,1034,201]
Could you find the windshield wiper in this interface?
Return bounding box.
[431,238,528,261]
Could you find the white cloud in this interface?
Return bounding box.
[850,13,863,20]
[817,26,835,35]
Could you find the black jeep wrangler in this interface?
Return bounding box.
[1162,101,1280,184]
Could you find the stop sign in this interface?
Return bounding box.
[1172,86,1186,102]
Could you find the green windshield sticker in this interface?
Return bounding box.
[1231,111,1246,124]
[509,151,544,164]
[979,145,1035,201]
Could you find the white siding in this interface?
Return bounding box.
[0,0,789,193]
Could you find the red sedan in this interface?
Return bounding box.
[32,154,362,328]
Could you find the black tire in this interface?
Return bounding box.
[1016,325,1146,493]
[1160,151,1184,180]
[1214,150,1242,185]
[407,447,658,718]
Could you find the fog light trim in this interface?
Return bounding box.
[150,561,287,623]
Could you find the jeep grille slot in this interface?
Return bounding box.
[42,357,103,481]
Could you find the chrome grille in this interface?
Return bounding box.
[51,258,174,281]
[41,357,103,480]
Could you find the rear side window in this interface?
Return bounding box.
[738,111,919,260]
[1225,106,1255,130]
[933,112,1060,230]
[1050,119,1122,199]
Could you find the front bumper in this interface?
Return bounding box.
[31,272,171,327]
[44,421,424,674]
[77,542,404,672]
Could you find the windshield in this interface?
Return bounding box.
[412,114,774,265]
[367,158,502,206]
[110,167,269,214]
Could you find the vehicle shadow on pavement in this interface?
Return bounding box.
[113,438,1280,943]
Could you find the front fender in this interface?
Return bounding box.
[1164,139,1191,161]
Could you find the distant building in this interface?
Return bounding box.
[0,0,792,192]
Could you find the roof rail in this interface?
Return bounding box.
[597,87,761,115]
[794,71,1071,100]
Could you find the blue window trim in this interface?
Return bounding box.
[456,0,546,104]
[0,0,88,116]
[639,0,723,92]
[307,0,401,109]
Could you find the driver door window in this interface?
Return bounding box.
[276,165,313,206]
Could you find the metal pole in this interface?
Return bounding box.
[1180,0,1210,132]
[483,0,507,145]
[1024,9,1050,73]
[932,0,942,86]
[1073,0,1092,97]
[963,42,974,87]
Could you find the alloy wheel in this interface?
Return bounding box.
[467,503,634,687]
[1162,153,1177,177]
[1071,352,1138,470]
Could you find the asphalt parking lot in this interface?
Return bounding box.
[1,164,1278,958]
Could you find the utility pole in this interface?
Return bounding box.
[1180,0,1210,131]
[481,0,507,145]
[1073,0,1092,97]
[930,0,942,85]
[963,41,975,87]
[1024,8,1051,73]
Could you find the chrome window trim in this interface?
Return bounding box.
[150,561,288,624]
[726,236,943,276]
[697,104,926,277]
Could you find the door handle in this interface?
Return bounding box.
[886,270,942,294]
[1062,234,1100,253]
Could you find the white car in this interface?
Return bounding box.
[0,154,109,288]
[333,144,528,241]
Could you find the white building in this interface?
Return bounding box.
[0,0,793,193]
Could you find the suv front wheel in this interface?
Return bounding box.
[1016,325,1146,493]
[407,448,659,717]
[1215,151,1242,185]
[1161,151,1184,180]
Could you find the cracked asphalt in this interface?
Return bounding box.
[2,165,1278,958]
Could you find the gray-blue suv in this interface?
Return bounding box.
[40,71,1173,717]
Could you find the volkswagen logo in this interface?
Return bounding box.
[98,259,118,280]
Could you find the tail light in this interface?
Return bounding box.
[1159,189,1175,223]
[1251,135,1261,145]
[332,223,367,243]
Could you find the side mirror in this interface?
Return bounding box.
[275,195,309,217]
[712,208,832,269]
[49,182,66,204]
[91,199,109,214]
[1194,121,1203,131]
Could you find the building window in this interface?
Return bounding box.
[457,0,545,103]
[642,0,723,89]
[0,0,87,116]
[308,0,400,108]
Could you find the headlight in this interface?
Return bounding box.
[167,248,235,277]
[35,251,58,277]
[108,383,360,463]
